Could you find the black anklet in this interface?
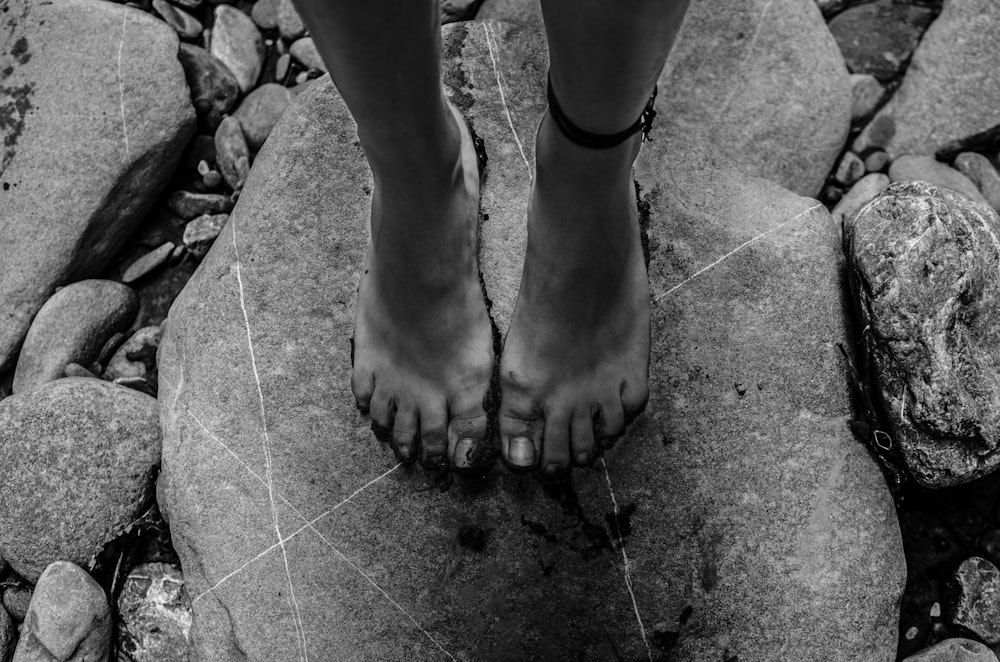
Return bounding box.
[546,74,658,149]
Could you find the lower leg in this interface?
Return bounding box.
[499,0,691,474]
[294,0,495,471]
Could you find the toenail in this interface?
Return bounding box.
[453,438,477,469]
[508,436,535,467]
[393,443,416,464]
[575,451,590,465]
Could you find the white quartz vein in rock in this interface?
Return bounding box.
[232,217,310,662]
[116,9,131,163]
[655,203,823,302]
[483,23,531,174]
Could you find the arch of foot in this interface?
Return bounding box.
[157,20,904,662]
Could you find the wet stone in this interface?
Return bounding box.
[215,116,251,192]
[948,557,1000,645]
[122,242,175,284]
[177,44,241,131]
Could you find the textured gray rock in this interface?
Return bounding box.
[475,0,542,24]
[827,0,935,82]
[158,21,902,662]
[0,0,194,371]
[955,152,1000,213]
[831,172,889,233]
[214,116,250,191]
[11,562,110,662]
[117,563,192,662]
[889,155,989,206]
[902,638,998,662]
[0,379,161,581]
[2,588,31,624]
[0,607,13,662]
[182,213,229,258]
[12,280,137,394]
[948,557,1000,644]
[122,243,175,284]
[276,0,305,40]
[152,0,202,41]
[104,326,162,383]
[289,37,324,72]
[209,5,263,93]
[177,44,241,131]
[231,83,294,152]
[850,73,885,121]
[845,181,1000,486]
[834,151,865,186]
[853,0,1000,159]
[167,191,234,220]
[250,0,279,30]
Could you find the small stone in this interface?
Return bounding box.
[929,602,941,618]
[275,52,291,82]
[104,327,163,383]
[276,0,305,40]
[904,626,919,641]
[232,83,294,152]
[865,150,890,173]
[122,242,175,284]
[183,214,230,258]
[177,44,241,131]
[215,116,251,191]
[210,5,264,93]
[13,281,137,394]
[0,607,13,662]
[250,0,279,29]
[441,0,483,22]
[294,70,309,85]
[828,0,935,82]
[902,638,998,662]
[834,151,865,187]
[845,182,1000,486]
[831,173,890,232]
[117,563,193,662]
[62,363,99,379]
[12,562,110,662]
[850,73,884,122]
[2,587,31,624]
[954,152,1000,213]
[889,155,990,206]
[151,0,203,40]
[948,557,1000,645]
[167,191,235,220]
[0,379,161,580]
[289,37,324,71]
[821,184,844,206]
[202,170,223,189]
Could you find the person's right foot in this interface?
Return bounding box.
[352,100,495,472]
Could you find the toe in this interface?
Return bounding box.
[621,376,650,425]
[594,398,625,449]
[448,413,491,472]
[419,403,449,471]
[570,407,596,466]
[351,367,375,415]
[500,413,542,471]
[391,403,419,464]
[367,384,395,430]
[540,406,572,477]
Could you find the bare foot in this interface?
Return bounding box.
[498,112,651,476]
[352,101,495,472]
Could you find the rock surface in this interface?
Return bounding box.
[850,73,885,121]
[231,83,293,152]
[845,182,1000,487]
[0,0,195,371]
[104,325,163,383]
[209,5,263,93]
[831,172,889,233]
[177,43,241,131]
[0,607,13,662]
[955,152,1000,213]
[117,562,192,662]
[11,562,110,662]
[948,557,1000,644]
[0,379,161,581]
[889,155,990,206]
[12,280,137,394]
[853,0,1000,159]
[827,0,935,82]
[159,21,903,662]
[2,587,31,624]
[903,638,998,662]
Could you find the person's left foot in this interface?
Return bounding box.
[498,112,651,476]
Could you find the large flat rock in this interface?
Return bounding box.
[0,0,195,370]
[158,21,903,662]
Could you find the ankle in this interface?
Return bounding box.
[535,112,639,193]
[361,96,463,182]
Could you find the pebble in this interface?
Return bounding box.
[0,379,161,581]
[954,152,1000,213]
[215,116,252,192]
[949,557,1000,645]
[294,70,310,85]
[846,181,1000,486]
[210,5,264,93]
[11,562,110,662]
[827,0,935,82]
[903,638,998,662]
[151,0,203,41]
[63,362,99,379]
[277,0,305,40]
[889,155,990,207]
[864,150,889,173]
[170,0,201,8]
[289,37,324,71]
[250,0,279,30]
[177,44,241,130]
[831,172,889,232]
[122,242,176,284]
[104,326,163,383]
[850,73,884,122]
[232,83,294,151]
[12,280,137,394]
[184,213,230,258]
[833,151,865,187]
[275,52,291,82]
[0,607,13,662]
[117,563,193,662]
[167,191,234,220]
[2,587,31,624]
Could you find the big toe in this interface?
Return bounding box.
[500,411,542,471]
